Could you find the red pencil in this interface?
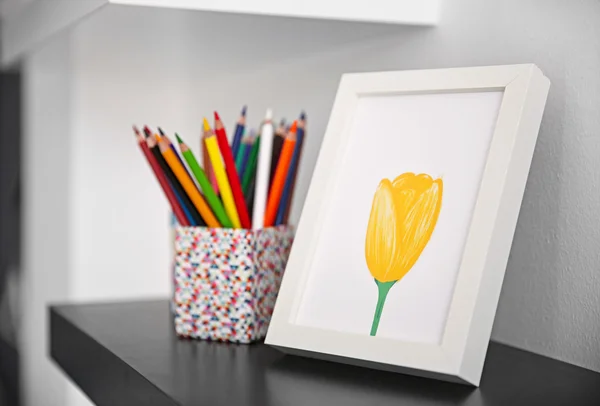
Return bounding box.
[133,126,189,226]
[214,111,251,229]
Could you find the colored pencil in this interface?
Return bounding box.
[160,128,197,186]
[235,135,248,173]
[133,127,189,226]
[158,137,221,228]
[175,133,232,228]
[204,118,241,228]
[264,121,297,227]
[239,130,255,181]
[145,127,197,225]
[252,109,274,229]
[245,168,257,224]
[147,134,203,226]
[202,129,219,195]
[276,114,305,225]
[269,119,286,188]
[143,125,153,138]
[242,135,260,195]
[283,111,306,224]
[214,111,251,229]
[231,105,246,158]
[159,128,184,165]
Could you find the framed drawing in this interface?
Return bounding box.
[266,64,550,386]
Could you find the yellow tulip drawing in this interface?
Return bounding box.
[365,172,443,336]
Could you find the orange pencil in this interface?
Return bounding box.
[158,137,221,228]
[264,121,297,227]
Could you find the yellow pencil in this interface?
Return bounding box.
[203,118,241,228]
[158,137,221,228]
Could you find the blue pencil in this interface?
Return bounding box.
[231,105,247,158]
[170,179,196,226]
[240,130,256,181]
[275,121,305,225]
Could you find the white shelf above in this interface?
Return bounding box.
[112,0,441,25]
[1,0,441,66]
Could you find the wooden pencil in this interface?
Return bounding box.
[204,118,241,228]
[283,111,306,223]
[245,167,257,224]
[161,130,197,187]
[242,135,260,195]
[175,133,232,228]
[143,125,153,138]
[235,135,248,173]
[275,114,306,225]
[145,127,197,225]
[264,121,297,227]
[158,137,221,228]
[231,105,246,158]
[159,127,187,168]
[147,135,203,226]
[269,119,286,188]
[202,129,219,195]
[252,109,274,229]
[133,127,189,226]
[214,111,251,229]
[239,131,255,181]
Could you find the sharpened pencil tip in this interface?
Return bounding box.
[143,126,152,137]
[175,133,184,144]
[241,105,247,116]
[214,111,221,121]
[158,127,166,136]
[132,125,140,135]
[279,118,286,127]
[203,118,211,132]
[289,120,298,134]
[265,108,273,120]
[300,111,306,120]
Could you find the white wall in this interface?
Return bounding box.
[22,0,600,405]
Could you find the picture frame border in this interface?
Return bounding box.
[266,64,550,386]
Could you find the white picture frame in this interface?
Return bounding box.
[266,64,550,386]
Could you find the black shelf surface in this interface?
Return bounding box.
[50,300,600,406]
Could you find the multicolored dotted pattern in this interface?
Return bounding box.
[173,225,294,343]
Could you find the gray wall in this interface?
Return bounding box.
[231,0,600,371]
[309,0,600,370]
[17,5,600,406]
[441,0,600,372]
[75,0,600,372]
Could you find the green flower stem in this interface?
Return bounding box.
[370,279,397,336]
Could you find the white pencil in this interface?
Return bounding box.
[252,108,274,229]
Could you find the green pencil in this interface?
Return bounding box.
[242,136,260,195]
[175,133,232,228]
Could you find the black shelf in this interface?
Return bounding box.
[50,300,600,406]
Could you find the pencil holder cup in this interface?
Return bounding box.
[173,225,294,343]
